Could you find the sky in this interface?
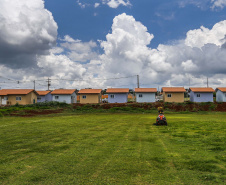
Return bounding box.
[0,0,226,90]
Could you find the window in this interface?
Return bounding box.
[71,96,75,100]
[139,94,143,98]
[4,96,8,100]
[225,93,226,97]
[16,97,21,101]
[37,97,41,100]
[167,94,172,98]
[55,96,59,100]
[82,95,86,99]
[197,94,201,98]
[110,94,115,98]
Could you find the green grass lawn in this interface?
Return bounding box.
[0,112,225,184]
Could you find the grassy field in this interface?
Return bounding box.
[0,112,226,184]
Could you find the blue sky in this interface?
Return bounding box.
[0,0,226,89]
[45,0,226,48]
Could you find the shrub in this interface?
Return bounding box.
[192,107,197,112]
[209,104,216,111]
[186,101,194,105]
[0,112,3,117]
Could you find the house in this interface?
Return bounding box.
[189,87,215,102]
[106,88,129,103]
[0,89,38,105]
[216,88,226,102]
[36,90,52,103]
[134,88,157,103]
[162,87,186,103]
[51,89,77,104]
[78,89,102,104]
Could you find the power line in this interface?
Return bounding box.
[50,75,137,82]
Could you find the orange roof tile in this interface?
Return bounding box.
[51,89,76,95]
[78,89,102,94]
[0,89,34,96]
[162,87,186,92]
[189,87,215,93]
[36,91,51,96]
[216,87,226,92]
[134,88,157,93]
[106,88,129,93]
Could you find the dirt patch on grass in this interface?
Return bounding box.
[10,109,64,117]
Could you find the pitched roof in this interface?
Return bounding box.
[189,87,215,93]
[106,88,129,93]
[0,89,34,96]
[162,87,186,92]
[36,91,51,96]
[78,89,102,94]
[134,88,157,93]
[51,89,76,95]
[216,87,226,92]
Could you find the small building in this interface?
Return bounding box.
[0,89,38,105]
[36,90,52,103]
[51,89,77,104]
[134,88,157,103]
[78,89,102,104]
[162,87,186,103]
[189,87,215,102]
[106,88,129,103]
[216,88,226,102]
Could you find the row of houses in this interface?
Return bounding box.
[0,87,226,105]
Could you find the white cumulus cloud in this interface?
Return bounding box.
[0,0,58,68]
[211,0,226,9]
[86,13,226,88]
[185,21,226,48]
[102,0,131,8]
[60,35,99,62]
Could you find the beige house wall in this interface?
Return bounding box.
[163,92,184,102]
[79,94,101,104]
[2,92,37,105]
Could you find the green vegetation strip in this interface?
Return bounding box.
[0,113,225,184]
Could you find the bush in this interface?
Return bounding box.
[209,104,216,111]
[0,112,4,117]
[186,101,194,105]
[192,107,197,112]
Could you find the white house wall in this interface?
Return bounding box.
[136,93,156,103]
[52,92,76,104]
[216,90,226,102]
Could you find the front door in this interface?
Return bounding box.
[2,96,8,105]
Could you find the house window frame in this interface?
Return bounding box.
[139,94,143,98]
[197,93,201,98]
[16,96,22,101]
[37,97,41,100]
[110,94,115,99]
[167,94,172,98]
[82,95,86,99]
[224,93,226,97]
[4,96,8,100]
[55,96,59,100]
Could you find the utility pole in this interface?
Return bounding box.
[33,80,35,90]
[137,75,139,88]
[47,78,51,90]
